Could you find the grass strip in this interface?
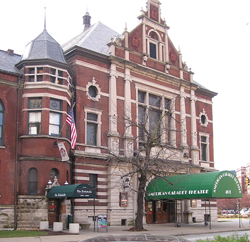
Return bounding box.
[0,230,47,238]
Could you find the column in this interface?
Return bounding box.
[180,87,188,148]
[108,64,119,155]
[190,89,199,165]
[124,68,133,157]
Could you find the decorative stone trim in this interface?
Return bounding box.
[86,77,101,101]
[199,109,208,127]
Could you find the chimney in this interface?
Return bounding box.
[83,11,91,31]
[7,49,14,55]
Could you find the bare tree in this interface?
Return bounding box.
[107,97,189,231]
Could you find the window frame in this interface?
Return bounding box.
[89,174,98,189]
[28,98,42,135]
[84,108,102,147]
[27,67,44,82]
[0,100,4,146]
[28,168,38,195]
[49,99,62,137]
[199,132,210,162]
[138,90,173,145]
[149,42,157,59]
[50,68,64,85]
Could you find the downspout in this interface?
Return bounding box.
[14,76,21,230]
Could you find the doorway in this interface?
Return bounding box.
[48,199,61,228]
[146,200,175,224]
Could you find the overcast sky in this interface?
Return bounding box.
[1,0,250,171]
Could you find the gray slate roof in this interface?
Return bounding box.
[0,50,22,75]
[63,21,121,55]
[22,29,66,64]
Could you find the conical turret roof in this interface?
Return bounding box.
[22,29,66,64]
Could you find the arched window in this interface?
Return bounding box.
[28,168,38,195]
[0,100,4,146]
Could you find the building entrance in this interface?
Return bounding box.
[48,199,61,228]
[146,200,175,224]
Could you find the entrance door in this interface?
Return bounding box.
[155,200,163,223]
[146,201,153,224]
[48,199,61,228]
[162,201,169,223]
[146,200,172,224]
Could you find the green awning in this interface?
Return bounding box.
[146,170,242,200]
[47,184,96,199]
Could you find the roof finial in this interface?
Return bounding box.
[44,7,47,30]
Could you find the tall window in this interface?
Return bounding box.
[28,98,42,135]
[150,42,157,59]
[28,168,38,195]
[87,113,98,145]
[89,174,98,190]
[149,31,158,59]
[49,99,62,136]
[138,91,172,144]
[85,109,102,147]
[200,133,209,161]
[0,100,4,146]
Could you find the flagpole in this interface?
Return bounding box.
[55,102,76,144]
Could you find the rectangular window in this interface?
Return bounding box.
[28,168,38,195]
[149,94,160,107]
[28,112,42,135]
[89,174,98,190]
[28,98,42,135]
[200,134,209,161]
[138,91,146,103]
[49,113,60,136]
[29,68,35,74]
[87,113,98,145]
[138,106,146,141]
[29,98,42,109]
[149,108,161,140]
[49,99,62,137]
[50,68,64,85]
[150,42,157,59]
[85,109,102,147]
[138,91,172,144]
[27,67,44,82]
[29,76,35,82]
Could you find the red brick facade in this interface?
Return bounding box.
[0,0,217,229]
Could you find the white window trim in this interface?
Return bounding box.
[147,29,164,61]
[84,107,102,147]
[199,132,210,162]
[25,65,69,85]
[199,108,209,127]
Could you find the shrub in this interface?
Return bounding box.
[195,233,249,242]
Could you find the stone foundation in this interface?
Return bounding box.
[0,205,14,229]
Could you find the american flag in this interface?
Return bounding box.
[66,105,77,149]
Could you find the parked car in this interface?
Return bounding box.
[240,209,250,215]
[221,210,228,215]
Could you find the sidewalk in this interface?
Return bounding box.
[0,218,249,242]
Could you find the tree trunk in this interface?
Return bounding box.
[135,174,147,230]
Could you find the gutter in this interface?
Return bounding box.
[14,75,22,230]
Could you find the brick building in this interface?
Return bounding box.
[236,166,250,195]
[0,0,218,229]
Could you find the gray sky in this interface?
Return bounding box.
[1,0,250,171]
